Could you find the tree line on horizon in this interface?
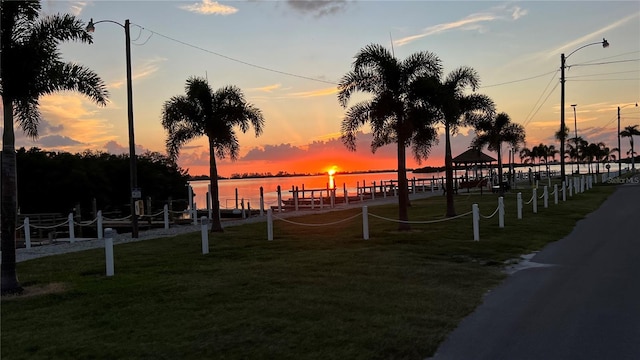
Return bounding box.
[11,148,190,216]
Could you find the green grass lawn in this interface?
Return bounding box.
[1,181,617,360]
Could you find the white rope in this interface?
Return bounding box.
[16,224,24,231]
[368,210,473,224]
[524,194,535,205]
[538,192,546,199]
[273,212,362,227]
[103,215,132,221]
[480,206,500,219]
[149,210,165,217]
[30,219,70,230]
[77,218,98,227]
[550,187,557,195]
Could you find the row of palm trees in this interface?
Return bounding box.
[520,124,640,177]
[337,44,525,226]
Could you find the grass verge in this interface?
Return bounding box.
[1,182,617,359]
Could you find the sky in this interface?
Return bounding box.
[7,0,640,177]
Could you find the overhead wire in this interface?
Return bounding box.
[130,22,339,86]
[126,21,633,137]
[521,71,559,129]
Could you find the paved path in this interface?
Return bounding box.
[16,191,439,263]
[431,175,640,359]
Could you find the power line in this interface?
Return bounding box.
[570,58,640,67]
[521,71,559,129]
[568,78,640,82]
[480,70,558,88]
[567,69,639,78]
[130,23,339,86]
[576,50,640,65]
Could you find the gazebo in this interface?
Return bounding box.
[452,148,496,191]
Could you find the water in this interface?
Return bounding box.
[188,162,623,210]
[188,170,444,210]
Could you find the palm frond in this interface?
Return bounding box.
[42,62,109,105]
[32,13,93,44]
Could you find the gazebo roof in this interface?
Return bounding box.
[452,148,496,164]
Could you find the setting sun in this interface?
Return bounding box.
[327,166,338,176]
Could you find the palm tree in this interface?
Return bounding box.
[519,147,533,164]
[337,44,442,230]
[471,112,525,195]
[162,77,264,232]
[529,144,547,174]
[593,142,614,174]
[620,124,640,171]
[566,137,587,174]
[1,0,109,294]
[419,67,495,216]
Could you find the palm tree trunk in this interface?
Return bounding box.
[397,134,410,231]
[445,121,456,217]
[631,138,636,171]
[1,100,23,295]
[208,137,224,232]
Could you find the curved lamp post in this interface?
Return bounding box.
[618,102,639,175]
[560,38,609,181]
[86,18,139,238]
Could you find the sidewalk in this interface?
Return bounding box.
[430,174,640,359]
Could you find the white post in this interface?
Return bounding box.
[393,185,397,197]
[201,216,209,255]
[543,186,548,208]
[372,182,376,200]
[311,191,315,210]
[331,189,335,208]
[267,208,273,241]
[532,188,538,214]
[320,191,324,209]
[362,206,369,240]
[97,210,104,239]
[581,176,585,193]
[68,213,75,243]
[562,181,567,202]
[24,218,31,249]
[343,183,349,205]
[294,187,299,211]
[104,228,115,277]
[277,186,282,213]
[192,202,198,225]
[383,181,387,198]
[163,205,169,230]
[517,192,523,220]
[431,178,434,193]
[259,187,265,217]
[188,185,194,220]
[554,184,558,205]
[569,180,573,197]
[498,197,505,229]
[472,204,480,241]
[241,199,246,219]
[412,177,416,194]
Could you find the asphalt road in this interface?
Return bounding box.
[431,175,640,360]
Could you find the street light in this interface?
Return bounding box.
[559,38,609,181]
[86,18,139,238]
[618,102,639,175]
[571,104,577,174]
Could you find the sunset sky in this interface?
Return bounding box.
[8,0,640,177]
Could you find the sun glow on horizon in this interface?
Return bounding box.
[327,166,338,176]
